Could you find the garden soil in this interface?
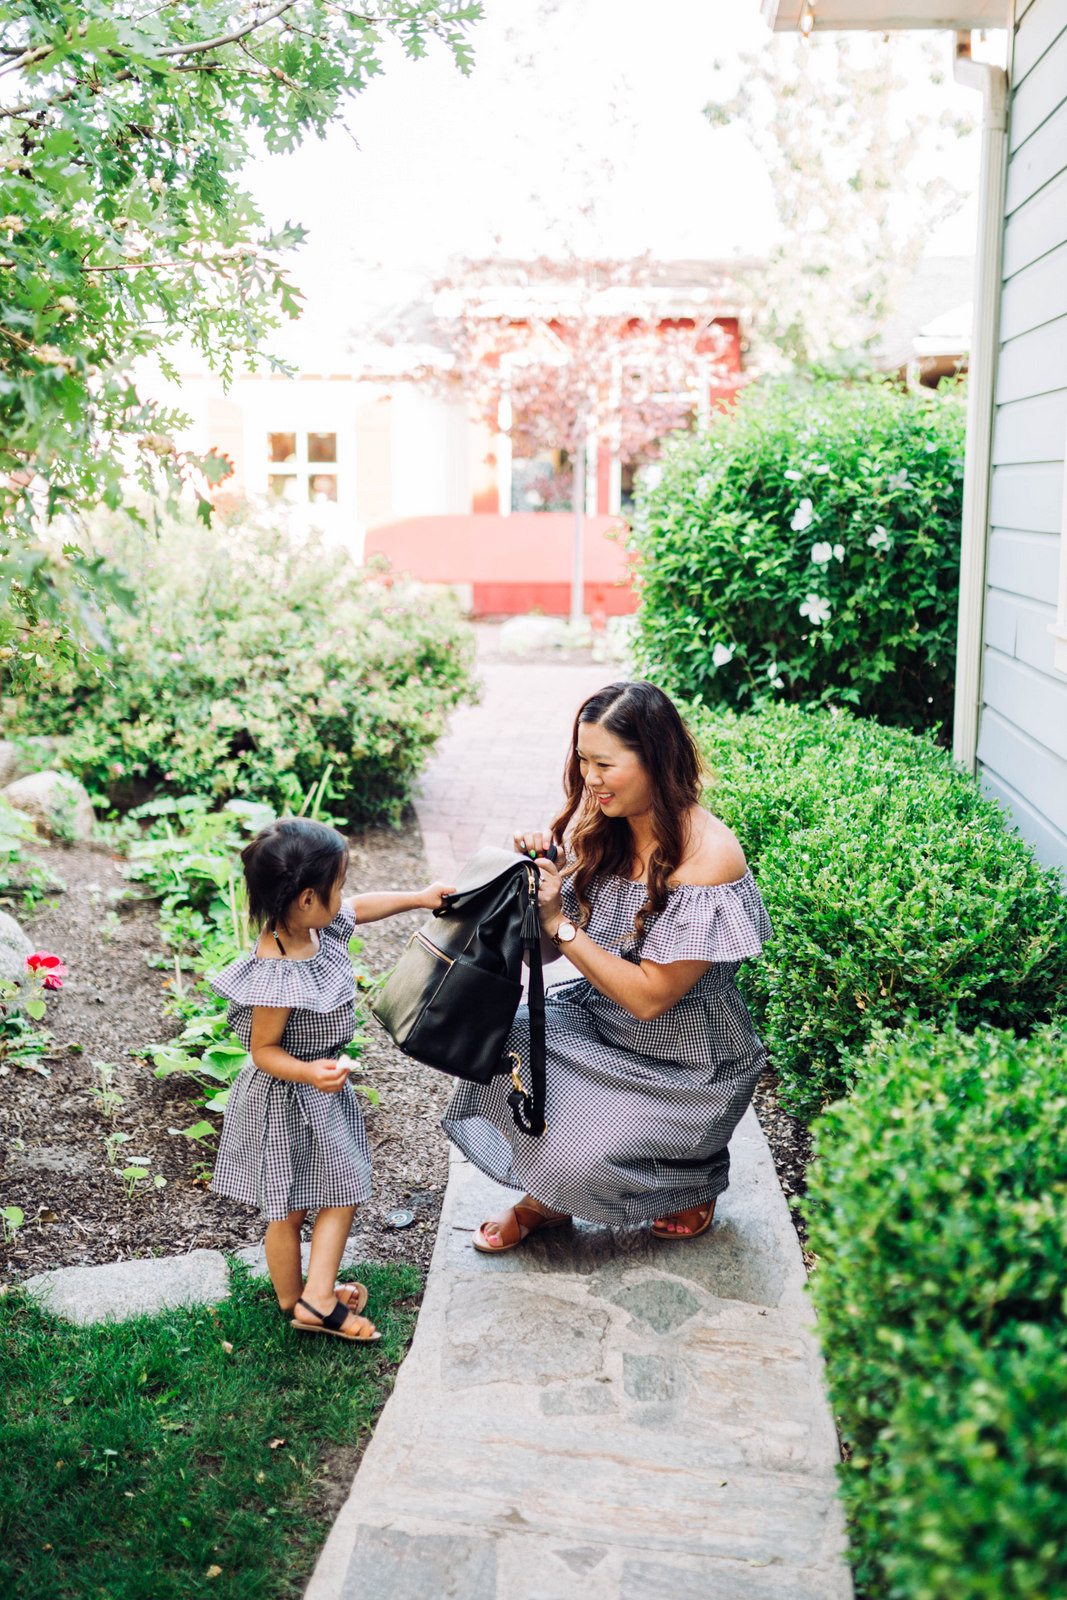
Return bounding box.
[0,820,450,1283]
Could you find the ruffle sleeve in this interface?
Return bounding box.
[320,903,357,944]
[210,924,356,1015]
[638,874,773,967]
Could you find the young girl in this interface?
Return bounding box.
[210,817,452,1342]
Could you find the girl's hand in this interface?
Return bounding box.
[417,881,456,911]
[513,829,565,867]
[304,1057,350,1095]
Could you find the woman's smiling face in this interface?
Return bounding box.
[576,720,653,821]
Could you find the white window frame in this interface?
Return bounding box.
[1050,415,1067,676]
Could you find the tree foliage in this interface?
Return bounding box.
[0,0,480,682]
[705,32,971,369]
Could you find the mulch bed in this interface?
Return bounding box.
[751,1071,814,1261]
[0,819,450,1284]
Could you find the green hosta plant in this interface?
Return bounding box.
[633,377,966,738]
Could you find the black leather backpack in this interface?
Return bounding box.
[370,846,550,1136]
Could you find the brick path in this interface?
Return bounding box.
[414,654,616,885]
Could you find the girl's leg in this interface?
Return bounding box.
[296,1206,377,1336]
[264,1209,307,1312]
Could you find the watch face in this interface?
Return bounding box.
[557,920,577,943]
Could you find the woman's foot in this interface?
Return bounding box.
[473,1197,570,1254]
[652,1200,716,1241]
[277,1281,367,1318]
[291,1296,380,1342]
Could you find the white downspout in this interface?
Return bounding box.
[951,31,1009,772]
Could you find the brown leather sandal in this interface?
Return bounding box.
[472,1199,570,1254]
[290,1296,381,1342]
[652,1200,716,1241]
[278,1281,367,1319]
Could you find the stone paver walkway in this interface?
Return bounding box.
[305,642,853,1600]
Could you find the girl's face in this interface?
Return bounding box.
[576,721,653,821]
[291,856,347,929]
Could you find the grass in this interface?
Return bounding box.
[0,1259,421,1600]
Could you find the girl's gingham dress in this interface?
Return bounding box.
[443,872,772,1226]
[209,904,371,1221]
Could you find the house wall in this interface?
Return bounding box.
[979,0,1067,874]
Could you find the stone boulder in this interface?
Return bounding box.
[2,769,95,841]
[0,908,33,982]
[0,736,66,788]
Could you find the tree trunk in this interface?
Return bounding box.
[570,433,585,627]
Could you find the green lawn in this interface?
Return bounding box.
[0,1260,421,1599]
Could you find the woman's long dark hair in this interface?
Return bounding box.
[551,680,703,937]
[241,818,348,936]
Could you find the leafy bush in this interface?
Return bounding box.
[7,517,476,826]
[633,379,966,736]
[806,1020,1067,1599]
[691,702,1067,1118]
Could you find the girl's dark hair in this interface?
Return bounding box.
[551,680,702,938]
[241,818,348,934]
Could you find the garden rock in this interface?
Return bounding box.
[0,908,33,981]
[2,769,94,841]
[0,736,65,789]
[21,1249,230,1326]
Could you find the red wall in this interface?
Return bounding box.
[365,512,637,618]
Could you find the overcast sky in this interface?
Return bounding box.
[244,0,1003,354]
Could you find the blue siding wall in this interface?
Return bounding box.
[980,0,1067,875]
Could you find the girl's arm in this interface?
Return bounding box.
[347,883,454,924]
[249,1006,350,1094]
[532,858,710,1022]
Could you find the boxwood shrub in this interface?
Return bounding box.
[691,702,1067,1118]
[632,379,966,737]
[7,518,476,826]
[806,1020,1067,1599]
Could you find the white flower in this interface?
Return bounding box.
[833,544,844,562]
[867,524,889,550]
[810,541,833,565]
[813,462,831,474]
[771,675,785,690]
[642,464,663,491]
[924,440,937,453]
[784,469,802,481]
[695,474,713,497]
[767,661,779,679]
[799,594,831,626]
[886,469,909,491]
[791,497,814,532]
[711,641,735,669]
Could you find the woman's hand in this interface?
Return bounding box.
[532,852,563,932]
[513,829,565,866]
[416,881,456,911]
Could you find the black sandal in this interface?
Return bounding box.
[290,1296,381,1342]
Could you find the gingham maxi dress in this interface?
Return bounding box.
[442,871,772,1225]
[209,904,372,1221]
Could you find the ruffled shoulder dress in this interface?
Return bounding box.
[442,871,773,1225]
[208,903,372,1221]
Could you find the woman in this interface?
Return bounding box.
[441,680,773,1251]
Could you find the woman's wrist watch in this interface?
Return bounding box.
[551,917,577,948]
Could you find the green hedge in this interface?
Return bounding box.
[690,703,1067,1118]
[806,1020,1067,1599]
[8,518,476,826]
[633,379,966,737]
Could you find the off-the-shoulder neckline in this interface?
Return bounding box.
[604,869,753,892]
[247,904,352,965]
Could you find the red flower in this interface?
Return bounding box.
[26,951,67,991]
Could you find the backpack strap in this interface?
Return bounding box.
[507,864,547,1137]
